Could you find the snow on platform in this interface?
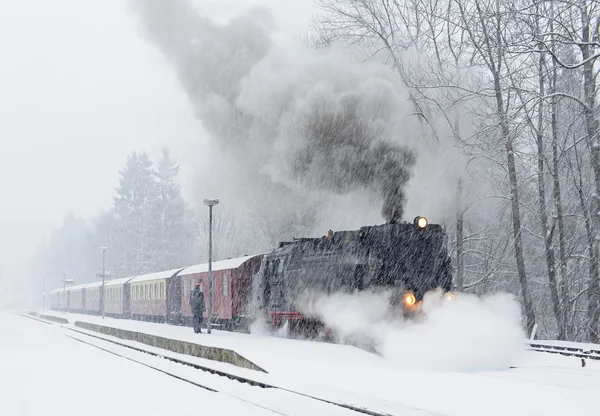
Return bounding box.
[37,310,388,378]
[0,313,280,416]
[33,310,600,416]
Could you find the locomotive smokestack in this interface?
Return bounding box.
[134,0,416,223]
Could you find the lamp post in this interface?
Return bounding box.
[100,247,107,319]
[42,273,46,312]
[203,197,219,334]
[61,272,74,314]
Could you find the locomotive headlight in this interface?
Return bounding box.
[446,292,455,300]
[403,293,416,307]
[414,216,428,229]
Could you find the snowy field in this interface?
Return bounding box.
[20,309,600,416]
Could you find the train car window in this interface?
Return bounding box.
[136,285,140,300]
[154,283,158,300]
[144,284,147,300]
[222,274,229,297]
[149,284,153,300]
[160,282,164,299]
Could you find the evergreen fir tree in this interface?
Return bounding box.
[154,148,189,269]
[113,151,158,276]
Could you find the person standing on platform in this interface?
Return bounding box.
[190,282,205,334]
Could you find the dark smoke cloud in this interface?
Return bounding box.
[133,0,416,222]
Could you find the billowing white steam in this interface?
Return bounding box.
[302,290,526,372]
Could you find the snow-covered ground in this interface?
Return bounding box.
[27,310,600,416]
[0,312,306,416]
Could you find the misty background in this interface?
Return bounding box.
[2,0,600,345]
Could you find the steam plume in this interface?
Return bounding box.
[133,0,417,222]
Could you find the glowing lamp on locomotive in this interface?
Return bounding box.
[403,292,417,308]
[414,216,428,229]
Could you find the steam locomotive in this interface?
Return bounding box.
[252,216,453,335]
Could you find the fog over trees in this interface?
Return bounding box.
[27,0,600,343]
[308,0,600,342]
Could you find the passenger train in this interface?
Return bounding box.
[50,218,454,335]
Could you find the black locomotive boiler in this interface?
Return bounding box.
[252,216,453,335]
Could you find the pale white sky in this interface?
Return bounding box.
[0,0,314,270]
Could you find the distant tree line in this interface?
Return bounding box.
[31,149,204,291]
[29,148,310,296]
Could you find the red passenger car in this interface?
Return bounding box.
[178,255,262,330]
[104,276,134,317]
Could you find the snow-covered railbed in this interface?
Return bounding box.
[60,321,421,415]
[19,312,428,415]
[0,312,298,416]
[64,327,378,416]
[29,310,600,416]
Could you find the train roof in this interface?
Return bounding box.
[128,268,184,284]
[104,276,135,287]
[180,255,259,275]
[65,283,89,291]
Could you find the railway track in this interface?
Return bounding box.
[526,340,600,361]
[66,328,393,416]
[20,313,393,416]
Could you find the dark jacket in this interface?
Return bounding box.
[190,287,205,316]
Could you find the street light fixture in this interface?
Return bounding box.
[100,247,108,319]
[203,197,219,334]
